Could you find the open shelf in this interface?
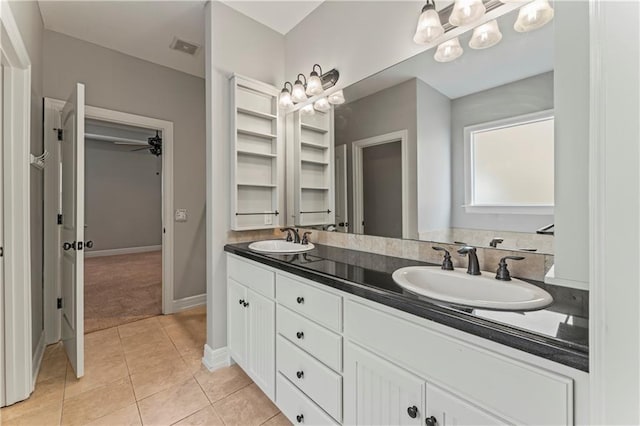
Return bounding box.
[237,128,277,139]
[301,159,329,166]
[237,107,277,120]
[238,183,277,188]
[301,141,329,150]
[237,149,277,159]
[301,123,329,134]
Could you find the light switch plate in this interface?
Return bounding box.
[264,211,273,225]
[175,209,187,222]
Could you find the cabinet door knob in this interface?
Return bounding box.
[238,299,244,305]
[243,301,249,307]
[296,414,304,423]
[425,415,437,426]
[296,370,304,379]
[296,331,304,339]
[407,406,418,419]
[296,296,304,304]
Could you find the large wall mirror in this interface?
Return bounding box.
[286,5,555,254]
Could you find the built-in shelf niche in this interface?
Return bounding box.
[293,109,335,227]
[231,74,283,230]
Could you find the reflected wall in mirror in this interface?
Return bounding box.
[287,6,555,254]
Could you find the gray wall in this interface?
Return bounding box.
[85,140,161,251]
[450,71,554,233]
[43,30,206,300]
[8,0,44,357]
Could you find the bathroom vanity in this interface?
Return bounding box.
[224,243,588,425]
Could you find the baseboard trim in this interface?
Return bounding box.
[202,344,231,372]
[31,331,46,388]
[172,294,206,313]
[84,245,162,258]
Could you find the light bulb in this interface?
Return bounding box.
[314,97,331,112]
[449,0,486,27]
[291,79,308,103]
[279,88,293,108]
[306,73,323,96]
[300,104,315,116]
[327,90,345,105]
[469,20,502,49]
[413,2,444,45]
[514,0,554,32]
[434,37,463,63]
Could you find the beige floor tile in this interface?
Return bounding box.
[261,413,292,426]
[120,327,173,355]
[213,384,279,426]
[61,376,135,426]
[137,378,209,426]
[1,401,62,426]
[163,324,205,357]
[124,341,183,375]
[172,405,224,426]
[181,354,205,375]
[85,328,123,361]
[130,356,192,401]
[85,404,141,426]
[64,351,129,399]
[43,342,65,360]
[118,316,161,339]
[194,364,252,404]
[1,376,65,422]
[37,351,68,383]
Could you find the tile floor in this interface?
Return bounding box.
[1,306,291,426]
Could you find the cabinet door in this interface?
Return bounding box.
[344,342,424,426]
[247,289,276,399]
[227,279,247,367]
[425,384,508,426]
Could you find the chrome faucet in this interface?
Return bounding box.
[280,228,301,243]
[457,246,481,275]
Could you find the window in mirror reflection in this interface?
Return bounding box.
[465,110,554,215]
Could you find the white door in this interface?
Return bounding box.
[334,144,348,233]
[227,279,247,366]
[425,384,507,426]
[60,83,85,378]
[246,288,275,399]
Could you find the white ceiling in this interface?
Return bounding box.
[220,1,324,35]
[38,1,207,78]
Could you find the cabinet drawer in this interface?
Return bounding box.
[277,305,342,372]
[276,274,342,332]
[277,373,339,426]
[277,336,342,422]
[228,255,275,298]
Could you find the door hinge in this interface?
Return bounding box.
[57,298,62,309]
[57,214,63,225]
[55,128,63,141]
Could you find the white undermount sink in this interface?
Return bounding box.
[248,240,315,254]
[392,266,553,311]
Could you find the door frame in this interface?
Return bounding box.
[1,1,34,405]
[351,130,409,238]
[44,99,175,344]
[335,144,348,233]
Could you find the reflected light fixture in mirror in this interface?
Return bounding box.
[514,0,554,32]
[314,97,331,112]
[413,0,444,45]
[306,64,324,96]
[469,19,503,49]
[300,104,315,116]
[292,74,308,103]
[449,0,486,27]
[434,37,463,62]
[327,90,345,105]
[279,81,294,108]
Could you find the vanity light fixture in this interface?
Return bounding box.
[314,97,331,112]
[300,104,315,116]
[434,37,464,63]
[413,0,445,45]
[306,64,325,96]
[469,19,502,49]
[291,74,308,103]
[449,0,486,27]
[279,82,294,108]
[514,0,554,32]
[327,90,345,105]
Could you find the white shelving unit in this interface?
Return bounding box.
[293,109,335,227]
[230,74,283,230]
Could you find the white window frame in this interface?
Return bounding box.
[463,109,555,215]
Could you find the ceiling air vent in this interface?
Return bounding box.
[170,37,201,56]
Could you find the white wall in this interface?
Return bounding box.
[206,1,285,351]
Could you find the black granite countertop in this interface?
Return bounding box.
[224,242,589,372]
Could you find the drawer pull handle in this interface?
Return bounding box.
[296,414,304,423]
[296,331,304,339]
[238,299,244,305]
[296,370,304,379]
[407,406,418,419]
[425,415,437,426]
[296,296,304,304]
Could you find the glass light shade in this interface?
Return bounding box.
[300,104,315,116]
[514,0,554,32]
[306,73,324,96]
[314,97,331,112]
[469,20,502,49]
[434,37,463,63]
[279,89,293,108]
[327,90,345,105]
[291,80,308,103]
[449,0,486,27]
[413,7,444,45]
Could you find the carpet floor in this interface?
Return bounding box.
[84,250,162,334]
